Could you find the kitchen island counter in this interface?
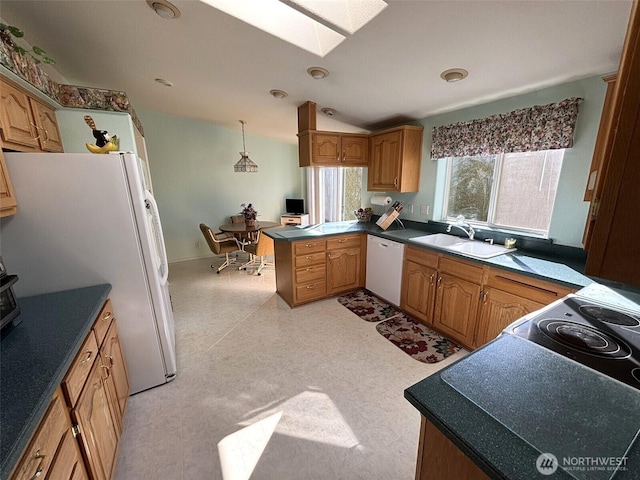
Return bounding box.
[0,284,112,480]
[264,221,593,290]
[404,285,640,479]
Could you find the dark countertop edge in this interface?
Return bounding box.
[0,284,112,480]
[264,223,593,290]
[403,334,640,480]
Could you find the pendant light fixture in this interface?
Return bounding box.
[233,120,258,173]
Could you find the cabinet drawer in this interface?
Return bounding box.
[485,268,574,305]
[326,234,361,250]
[93,299,115,348]
[62,331,99,407]
[294,280,327,303]
[295,264,326,284]
[439,256,483,284]
[294,252,326,268]
[405,245,439,269]
[293,239,326,255]
[11,388,68,480]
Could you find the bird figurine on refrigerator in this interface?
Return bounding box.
[84,115,119,154]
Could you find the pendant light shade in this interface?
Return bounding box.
[233,120,258,173]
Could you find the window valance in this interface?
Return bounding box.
[431,97,583,159]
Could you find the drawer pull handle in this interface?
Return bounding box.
[338,239,347,243]
[29,450,45,480]
[305,255,314,260]
[429,273,435,284]
[305,243,315,248]
[79,350,93,365]
[102,311,113,321]
[101,364,112,379]
[306,267,314,272]
[306,284,316,289]
[105,354,114,366]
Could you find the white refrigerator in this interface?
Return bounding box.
[1,152,177,394]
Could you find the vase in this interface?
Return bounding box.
[245,219,256,227]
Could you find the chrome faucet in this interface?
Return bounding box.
[446,215,475,240]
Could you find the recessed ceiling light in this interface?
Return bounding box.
[155,78,174,87]
[147,0,181,19]
[270,89,288,99]
[321,107,336,117]
[440,68,468,83]
[307,66,329,79]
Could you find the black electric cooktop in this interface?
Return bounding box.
[508,294,640,390]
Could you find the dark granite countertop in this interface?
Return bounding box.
[404,285,640,480]
[264,221,593,290]
[0,284,111,479]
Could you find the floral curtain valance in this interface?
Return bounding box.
[431,97,583,159]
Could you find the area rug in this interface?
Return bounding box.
[375,314,462,363]
[337,289,401,322]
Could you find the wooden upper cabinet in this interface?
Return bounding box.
[0,146,18,216]
[0,76,63,152]
[299,131,368,166]
[30,98,64,152]
[368,125,423,192]
[585,1,640,288]
[0,78,39,150]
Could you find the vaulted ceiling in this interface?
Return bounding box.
[0,0,633,143]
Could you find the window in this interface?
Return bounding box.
[307,167,363,223]
[443,149,564,236]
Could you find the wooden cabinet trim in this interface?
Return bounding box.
[62,332,99,407]
[0,147,18,216]
[10,388,68,480]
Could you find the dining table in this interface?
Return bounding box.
[219,220,280,241]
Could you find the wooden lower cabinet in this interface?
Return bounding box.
[11,299,128,480]
[326,234,364,296]
[432,257,483,349]
[72,357,119,480]
[275,234,365,306]
[101,320,130,432]
[401,246,574,350]
[401,246,438,324]
[416,417,490,480]
[434,272,481,348]
[474,288,544,348]
[47,430,89,480]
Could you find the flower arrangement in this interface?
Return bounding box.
[240,203,257,220]
[354,207,373,222]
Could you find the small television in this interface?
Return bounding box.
[285,198,305,214]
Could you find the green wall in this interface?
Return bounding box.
[368,75,608,248]
[136,108,303,262]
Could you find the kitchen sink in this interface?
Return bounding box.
[447,241,515,258]
[409,233,516,259]
[411,233,466,247]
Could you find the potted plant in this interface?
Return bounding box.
[240,203,257,227]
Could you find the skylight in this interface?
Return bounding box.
[199,0,387,57]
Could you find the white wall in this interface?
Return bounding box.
[365,75,608,247]
[135,107,303,262]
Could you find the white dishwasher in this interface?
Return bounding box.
[366,234,405,306]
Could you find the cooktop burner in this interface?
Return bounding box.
[537,319,631,358]
[578,305,640,327]
[509,295,640,390]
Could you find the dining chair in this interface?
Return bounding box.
[239,229,275,275]
[199,223,242,273]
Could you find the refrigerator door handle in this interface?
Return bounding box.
[144,191,169,285]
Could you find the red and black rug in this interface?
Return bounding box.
[375,314,461,363]
[337,288,401,322]
[337,289,461,363]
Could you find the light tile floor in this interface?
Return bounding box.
[114,256,467,480]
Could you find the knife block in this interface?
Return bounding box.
[376,208,400,230]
